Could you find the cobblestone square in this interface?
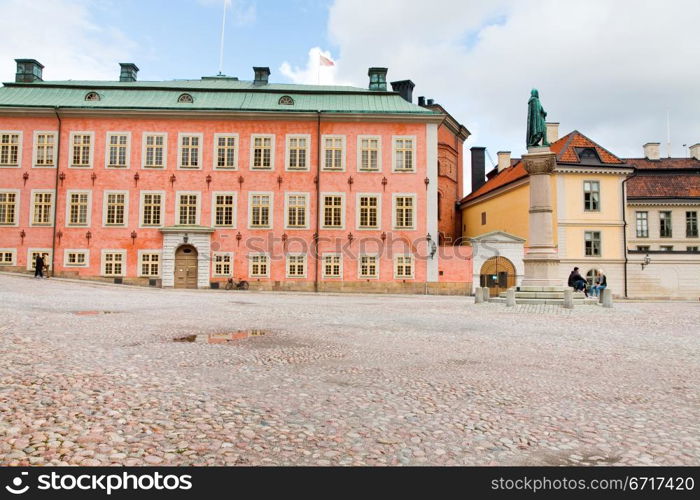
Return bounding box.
[0,274,698,466]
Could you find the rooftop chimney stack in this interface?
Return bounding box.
[546,122,559,144]
[15,59,43,82]
[689,143,700,161]
[119,63,139,82]
[643,142,661,160]
[417,96,426,106]
[426,98,434,106]
[390,80,415,103]
[470,147,486,193]
[367,67,387,91]
[497,151,511,172]
[253,67,270,85]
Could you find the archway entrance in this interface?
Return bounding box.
[174,245,198,289]
[479,256,516,297]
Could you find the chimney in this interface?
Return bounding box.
[643,142,661,160]
[417,96,426,106]
[253,67,270,85]
[368,67,387,91]
[15,58,43,82]
[426,98,434,106]
[119,63,139,82]
[390,80,414,103]
[546,122,559,144]
[470,147,486,193]
[689,143,700,161]
[497,151,511,172]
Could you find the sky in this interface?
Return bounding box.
[1,0,699,189]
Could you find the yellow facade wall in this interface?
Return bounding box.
[462,183,530,241]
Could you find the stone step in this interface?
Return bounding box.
[499,292,587,300]
[517,286,566,292]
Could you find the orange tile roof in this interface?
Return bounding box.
[461,131,626,204]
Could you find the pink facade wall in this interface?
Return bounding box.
[0,113,473,287]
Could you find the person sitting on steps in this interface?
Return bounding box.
[591,270,607,297]
[567,266,588,297]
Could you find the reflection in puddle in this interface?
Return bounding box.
[173,330,269,344]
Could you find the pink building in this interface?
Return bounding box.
[0,60,471,293]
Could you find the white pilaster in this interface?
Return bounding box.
[426,123,439,282]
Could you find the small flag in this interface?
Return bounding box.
[319,54,335,67]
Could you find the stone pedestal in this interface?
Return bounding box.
[521,146,561,288]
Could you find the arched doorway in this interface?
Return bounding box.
[479,256,516,297]
[174,245,198,289]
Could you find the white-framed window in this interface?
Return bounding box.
[357,135,381,172]
[286,134,310,171]
[212,252,233,277]
[0,131,21,167]
[321,193,345,229]
[176,191,200,225]
[69,131,94,168]
[27,249,52,271]
[286,253,307,278]
[394,254,414,279]
[358,254,379,279]
[356,193,381,230]
[65,190,91,227]
[32,131,57,168]
[0,190,20,226]
[393,194,416,230]
[322,253,342,279]
[392,136,416,172]
[214,133,238,170]
[105,132,131,168]
[178,133,203,169]
[30,189,54,226]
[322,135,345,171]
[0,248,16,266]
[250,134,275,170]
[142,133,167,169]
[212,191,237,228]
[103,190,129,227]
[101,249,126,277]
[584,231,602,257]
[285,192,309,229]
[248,192,273,229]
[138,251,161,277]
[64,249,89,268]
[249,253,270,277]
[140,191,165,228]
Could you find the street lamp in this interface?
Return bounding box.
[641,253,651,270]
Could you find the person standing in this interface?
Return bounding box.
[34,254,44,279]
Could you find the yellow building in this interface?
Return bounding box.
[460,127,633,296]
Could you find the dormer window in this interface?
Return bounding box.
[178,93,194,104]
[578,147,600,162]
[84,92,101,101]
[278,95,294,105]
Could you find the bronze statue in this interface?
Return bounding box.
[526,89,549,148]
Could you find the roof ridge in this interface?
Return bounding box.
[570,129,624,163]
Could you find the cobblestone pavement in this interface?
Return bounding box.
[0,274,698,466]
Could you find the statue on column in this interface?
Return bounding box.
[526,89,549,148]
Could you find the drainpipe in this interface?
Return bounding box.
[51,106,63,278]
[314,111,322,292]
[621,168,637,298]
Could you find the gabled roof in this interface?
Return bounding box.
[460,130,627,204]
[0,78,438,115]
[469,230,526,243]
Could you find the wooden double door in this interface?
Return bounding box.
[174,245,198,289]
[479,256,516,297]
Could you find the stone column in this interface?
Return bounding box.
[521,146,561,288]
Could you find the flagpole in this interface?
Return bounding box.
[218,0,228,75]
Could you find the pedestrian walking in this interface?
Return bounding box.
[34,254,44,279]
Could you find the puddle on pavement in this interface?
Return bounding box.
[73,310,119,316]
[173,330,270,344]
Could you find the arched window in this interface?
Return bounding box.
[178,93,194,104]
[586,268,600,288]
[84,92,101,101]
[278,95,294,105]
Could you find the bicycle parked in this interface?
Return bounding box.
[225,278,250,290]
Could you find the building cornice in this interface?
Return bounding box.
[0,106,445,124]
[555,165,634,175]
[627,198,700,207]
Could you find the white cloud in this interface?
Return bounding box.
[279,47,351,86]
[317,0,700,189]
[0,0,138,81]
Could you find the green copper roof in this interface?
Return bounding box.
[0,78,437,115]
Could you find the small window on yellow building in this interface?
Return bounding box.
[481,212,486,225]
